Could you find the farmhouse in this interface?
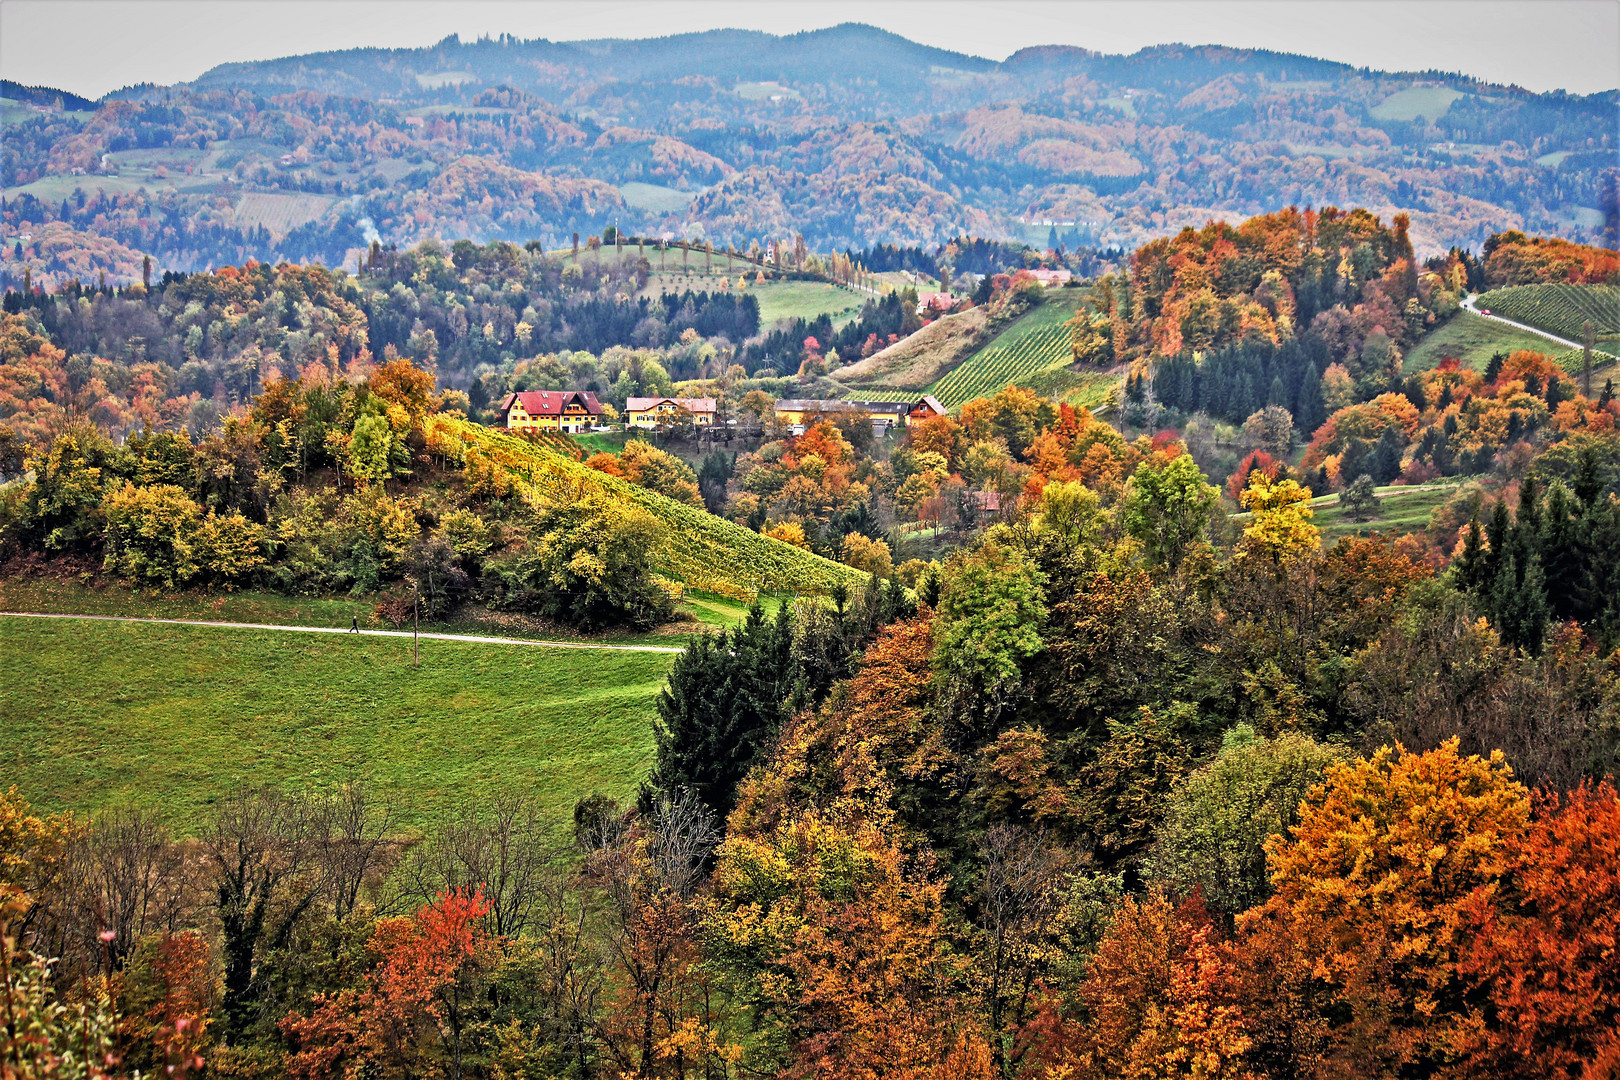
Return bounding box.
[1027,268,1073,287]
[916,291,955,315]
[626,396,718,428]
[497,390,603,433]
[775,395,946,434]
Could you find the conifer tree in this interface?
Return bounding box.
[1490,549,1549,654]
[647,603,796,819]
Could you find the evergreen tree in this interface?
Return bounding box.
[1484,498,1512,585]
[1297,363,1327,434]
[1455,512,1489,593]
[1339,438,1372,488]
[1540,482,1588,623]
[1267,375,1288,408]
[1490,549,1549,654]
[646,603,796,819]
[1371,428,1404,483]
[1485,351,1506,385]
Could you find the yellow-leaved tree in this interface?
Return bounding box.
[1238,474,1319,564]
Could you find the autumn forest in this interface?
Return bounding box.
[4,16,1620,1080]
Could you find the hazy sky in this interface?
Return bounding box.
[2,0,1617,100]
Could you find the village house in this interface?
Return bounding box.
[625,396,718,428]
[1027,268,1073,287]
[774,395,946,434]
[916,291,954,316]
[496,390,603,433]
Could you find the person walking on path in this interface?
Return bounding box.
[350,616,360,633]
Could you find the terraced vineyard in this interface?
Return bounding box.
[1550,348,1620,380]
[931,324,1076,407]
[1475,284,1620,345]
[929,292,1095,408]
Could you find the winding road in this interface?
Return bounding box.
[0,611,687,653]
[1460,293,1583,351]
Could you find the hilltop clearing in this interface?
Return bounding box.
[831,305,991,390]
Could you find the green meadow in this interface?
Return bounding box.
[0,617,676,834]
[1404,312,1562,372]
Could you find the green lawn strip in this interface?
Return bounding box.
[1307,483,1461,544]
[0,620,674,834]
[1229,481,1464,544]
[0,577,752,646]
[1405,312,1565,373]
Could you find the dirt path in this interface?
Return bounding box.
[0,612,687,653]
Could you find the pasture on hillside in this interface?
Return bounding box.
[1403,312,1564,373]
[1307,481,1464,545]
[556,241,870,326]
[619,181,701,214]
[1370,86,1464,122]
[0,618,676,833]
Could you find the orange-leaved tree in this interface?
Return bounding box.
[282,888,496,1080]
[1236,739,1530,1076]
[1456,780,1620,1077]
[706,809,994,1080]
[1024,891,1251,1080]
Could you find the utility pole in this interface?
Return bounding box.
[1583,319,1595,398]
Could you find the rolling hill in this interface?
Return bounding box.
[3,25,1614,285]
[453,419,867,599]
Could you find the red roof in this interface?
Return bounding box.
[498,390,602,417]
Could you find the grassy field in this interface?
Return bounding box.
[1371,86,1464,122]
[559,244,868,327]
[734,82,800,101]
[0,618,673,834]
[0,576,753,642]
[1404,312,1563,373]
[751,280,866,327]
[619,182,700,214]
[1308,481,1460,545]
[930,290,1089,407]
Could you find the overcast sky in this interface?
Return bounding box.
[2,0,1617,100]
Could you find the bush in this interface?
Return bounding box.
[497,490,676,630]
[101,482,203,587]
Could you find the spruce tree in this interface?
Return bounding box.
[1484,499,1512,586]
[1485,351,1506,385]
[647,603,796,819]
[1490,549,1549,654]
[1371,428,1404,483]
[1540,482,1588,623]
[1455,513,1488,593]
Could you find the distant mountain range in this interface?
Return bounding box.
[2,24,1615,284]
